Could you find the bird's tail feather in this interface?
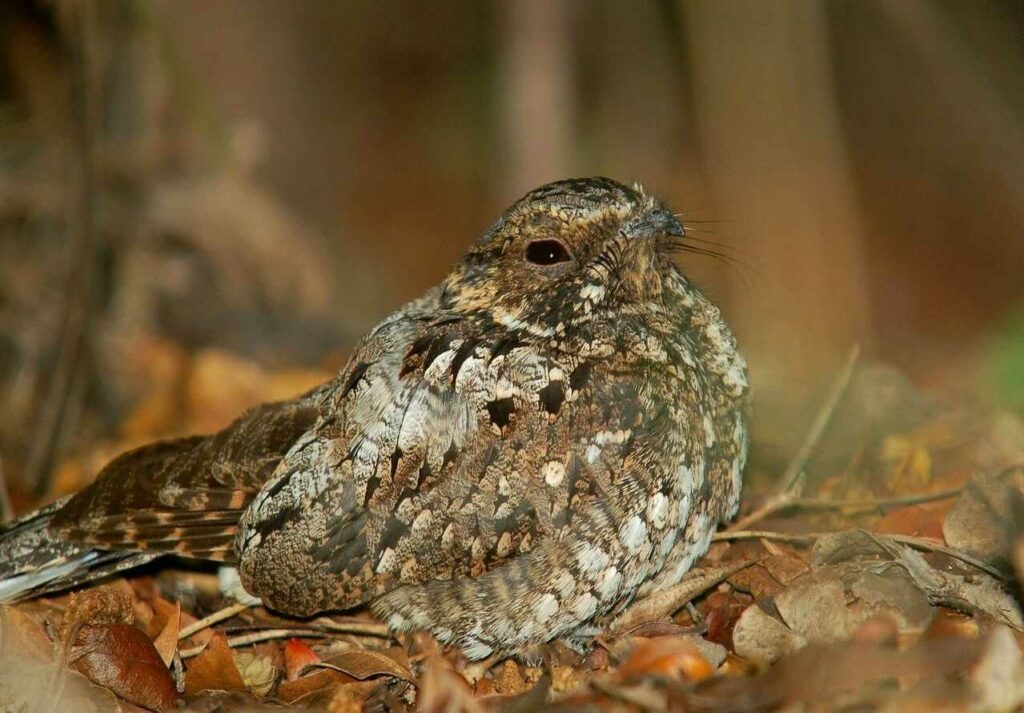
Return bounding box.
[0,499,152,602]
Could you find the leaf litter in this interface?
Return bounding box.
[4,345,1024,711]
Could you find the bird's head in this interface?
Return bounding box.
[442,177,691,338]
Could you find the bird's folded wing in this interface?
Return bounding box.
[49,386,326,562]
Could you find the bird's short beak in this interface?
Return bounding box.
[626,209,685,238]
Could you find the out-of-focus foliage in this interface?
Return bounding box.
[983,308,1024,412]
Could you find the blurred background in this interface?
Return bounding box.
[0,0,1022,505]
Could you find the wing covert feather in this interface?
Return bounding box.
[50,388,324,559]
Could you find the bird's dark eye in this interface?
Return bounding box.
[525,239,572,266]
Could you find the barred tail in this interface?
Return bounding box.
[0,499,152,602]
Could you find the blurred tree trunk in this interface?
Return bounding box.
[498,0,575,197]
[682,0,872,453]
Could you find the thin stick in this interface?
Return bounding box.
[736,467,1019,525]
[220,619,391,639]
[0,456,12,524]
[886,533,1006,581]
[180,629,329,659]
[792,486,962,514]
[178,601,256,641]
[310,619,392,638]
[25,0,103,497]
[713,529,1006,581]
[729,344,861,531]
[609,559,758,633]
[713,530,817,545]
[781,344,862,492]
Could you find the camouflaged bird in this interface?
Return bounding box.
[0,177,749,658]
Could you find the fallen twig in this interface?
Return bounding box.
[178,601,258,641]
[777,343,862,493]
[733,468,1018,524]
[886,533,1007,582]
[180,629,329,659]
[311,618,392,638]
[790,486,962,514]
[221,618,392,640]
[729,344,861,531]
[713,528,1007,581]
[713,529,817,545]
[609,559,759,633]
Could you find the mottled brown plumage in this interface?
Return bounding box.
[0,177,749,659]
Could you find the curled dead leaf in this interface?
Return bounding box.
[72,623,179,711]
[943,469,1024,570]
[306,647,413,682]
[276,646,410,704]
[151,601,180,667]
[234,651,277,697]
[184,632,246,697]
[284,637,321,681]
[774,576,854,643]
[732,603,805,666]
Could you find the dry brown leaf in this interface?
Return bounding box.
[234,652,277,697]
[729,562,787,599]
[877,504,946,540]
[584,646,611,671]
[616,636,714,682]
[184,632,246,697]
[60,588,134,641]
[276,669,357,704]
[416,654,483,713]
[310,646,413,682]
[326,680,380,713]
[732,603,805,666]
[179,350,331,434]
[703,591,747,650]
[0,606,123,712]
[473,676,497,697]
[72,623,179,711]
[761,551,811,585]
[277,644,408,706]
[969,627,1024,710]
[775,576,854,643]
[151,601,179,667]
[283,637,321,682]
[943,469,1024,569]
